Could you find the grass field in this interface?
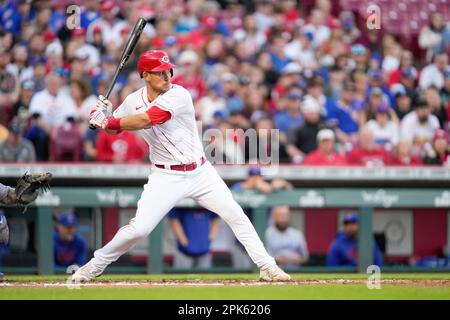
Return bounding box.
[1,273,449,300]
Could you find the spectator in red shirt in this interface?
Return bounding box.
[422,129,450,166]
[172,51,206,102]
[347,127,392,166]
[387,50,414,88]
[303,129,348,166]
[95,130,148,163]
[389,140,422,166]
[181,13,220,51]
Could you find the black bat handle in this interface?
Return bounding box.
[88,59,126,130]
[89,18,147,130]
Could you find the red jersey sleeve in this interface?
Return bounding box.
[145,105,172,125]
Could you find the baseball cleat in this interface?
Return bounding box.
[70,262,103,283]
[259,264,291,282]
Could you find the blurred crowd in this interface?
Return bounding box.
[0,0,449,166]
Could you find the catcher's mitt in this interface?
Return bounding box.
[15,172,52,206]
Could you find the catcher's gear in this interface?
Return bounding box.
[0,212,9,246]
[15,172,52,206]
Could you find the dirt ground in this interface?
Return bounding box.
[2,279,450,288]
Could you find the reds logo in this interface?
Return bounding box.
[161,55,170,63]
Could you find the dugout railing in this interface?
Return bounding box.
[1,164,450,275]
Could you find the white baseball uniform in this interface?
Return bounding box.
[88,84,276,271]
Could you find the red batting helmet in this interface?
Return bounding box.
[137,50,176,77]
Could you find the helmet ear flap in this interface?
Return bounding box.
[170,69,173,77]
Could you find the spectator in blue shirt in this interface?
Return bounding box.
[83,125,99,161]
[25,113,49,161]
[80,1,101,30]
[0,0,35,35]
[54,212,87,268]
[168,209,220,269]
[269,37,293,73]
[48,3,67,34]
[366,69,391,100]
[327,213,383,267]
[327,81,360,145]
[274,90,304,137]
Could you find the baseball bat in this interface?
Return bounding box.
[89,17,148,130]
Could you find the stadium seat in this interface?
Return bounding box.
[409,20,420,35]
[428,3,437,13]
[49,122,83,162]
[398,2,407,13]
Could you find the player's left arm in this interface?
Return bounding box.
[95,106,172,132]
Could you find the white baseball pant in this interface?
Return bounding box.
[89,161,276,271]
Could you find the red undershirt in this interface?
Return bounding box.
[145,106,172,125]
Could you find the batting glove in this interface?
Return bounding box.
[96,95,113,116]
[89,108,108,129]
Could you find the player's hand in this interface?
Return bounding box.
[89,108,108,129]
[2,187,17,205]
[96,95,113,116]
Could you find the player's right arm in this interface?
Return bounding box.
[91,105,171,132]
[91,89,172,132]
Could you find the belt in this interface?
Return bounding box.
[155,157,206,172]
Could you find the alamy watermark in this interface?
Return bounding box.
[198,124,281,175]
[66,264,81,289]
[66,5,81,30]
[366,265,381,289]
[201,127,280,164]
[366,4,381,30]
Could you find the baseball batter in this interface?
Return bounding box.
[72,50,290,282]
